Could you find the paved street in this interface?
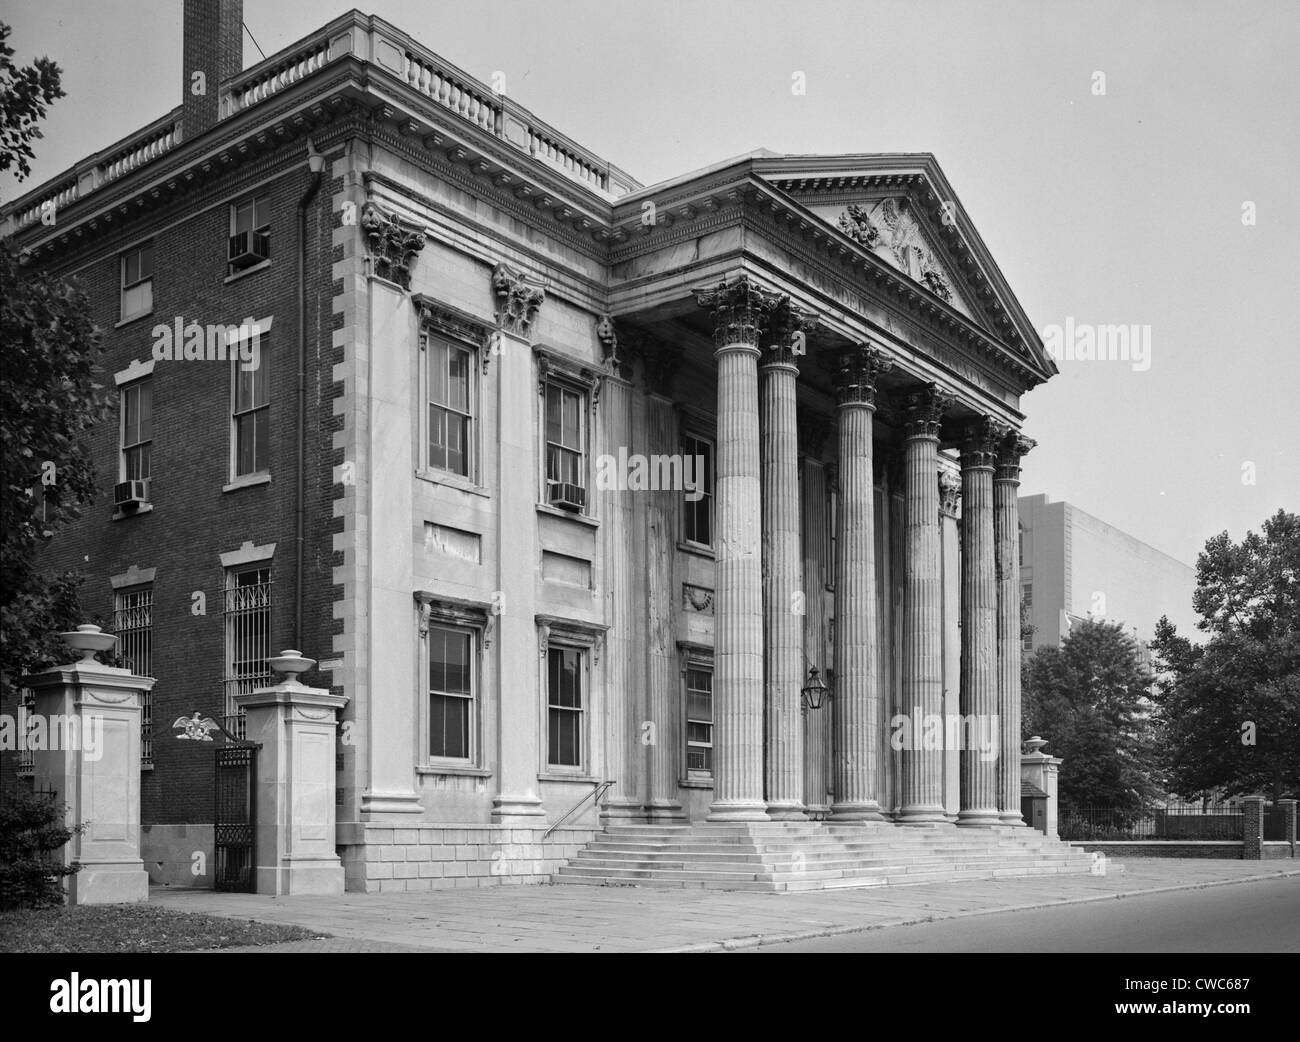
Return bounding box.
[749,874,1300,952]
[145,858,1300,953]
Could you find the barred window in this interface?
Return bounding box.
[16,686,35,775]
[1021,583,1034,653]
[685,663,713,774]
[547,646,584,768]
[223,565,272,738]
[120,379,152,482]
[427,336,475,478]
[114,585,153,766]
[428,624,473,760]
[681,433,714,547]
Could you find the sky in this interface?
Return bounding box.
[3,0,1297,565]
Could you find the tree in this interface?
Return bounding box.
[1022,618,1164,812]
[0,22,64,181]
[1150,509,1300,802]
[0,23,107,695]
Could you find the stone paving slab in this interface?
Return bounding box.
[154,859,1300,953]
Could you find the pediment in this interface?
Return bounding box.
[751,154,1057,382]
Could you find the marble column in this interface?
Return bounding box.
[958,418,1006,827]
[830,345,892,821]
[761,300,814,819]
[642,342,686,819]
[600,367,644,820]
[897,384,954,824]
[995,431,1034,824]
[696,276,776,821]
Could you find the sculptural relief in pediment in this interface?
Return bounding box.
[833,197,972,318]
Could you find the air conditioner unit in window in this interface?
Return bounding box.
[228,229,270,270]
[114,479,150,511]
[548,482,586,512]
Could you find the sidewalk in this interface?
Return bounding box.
[153,859,1300,953]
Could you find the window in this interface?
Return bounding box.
[427,336,474,477]
[114,586,153,766]
[1018,524,1025,567]
[223,565,272,737]
[1021,583,1033,653]
[232,341,269,477]
[428,624,474,761]
[685,661,714,774]
[544,380,586,510]
[120,242,153,321]
[681,433,714,547]
[547,646,584,767]
[120,379,152,482]
[229,194,270,274]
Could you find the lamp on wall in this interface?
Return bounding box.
[801,666,830,711]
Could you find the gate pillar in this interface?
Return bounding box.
[234,650,348,895]
[22,624,154,905]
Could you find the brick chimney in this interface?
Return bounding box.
[182,0,243,139]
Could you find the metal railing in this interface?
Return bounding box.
[1059,802,1244,842]
[545,780,614,838]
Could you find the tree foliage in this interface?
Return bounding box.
[0,25,106,693]
[0,22,64,182]
[1150,509,1300,801]
[1022,618,1163,812]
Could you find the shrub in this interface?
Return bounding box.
[0,785,84,910]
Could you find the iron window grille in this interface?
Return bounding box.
[223,565,272,738]
[113,585,153,766]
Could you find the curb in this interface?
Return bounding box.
[652,867,1300,953]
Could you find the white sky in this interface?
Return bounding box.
[4,0,1297,564]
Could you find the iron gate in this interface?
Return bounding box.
[214,743,257,892]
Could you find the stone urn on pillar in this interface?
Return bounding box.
[233,650,348,895]
[21,624,155,904]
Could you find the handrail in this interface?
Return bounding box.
[544,780,614,838]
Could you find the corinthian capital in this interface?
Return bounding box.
[761,295,819,366]
[694,275,782,348]
[492,262,546,338]
[902,383,956,439]
[833,343,893,407]
[959,416,1011,469]
[995,431,1036,482]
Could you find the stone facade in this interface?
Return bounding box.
[2,4,1060,891]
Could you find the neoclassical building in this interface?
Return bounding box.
[3,3,1085,891]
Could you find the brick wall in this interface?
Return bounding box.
[12,137,344,826]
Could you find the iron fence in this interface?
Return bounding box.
[1059,802,1245,841]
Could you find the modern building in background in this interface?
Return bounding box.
[3,2,1092,892]
[1018,493,1198,662]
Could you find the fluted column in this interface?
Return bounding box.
[830,345,892,821]
[958,418,1006,826]
[897,384,954,823]
[643,343,686,819]
[697,276,777,821]
[600,369,643,819]
[761,300,815,820]
[996,431,1034,824]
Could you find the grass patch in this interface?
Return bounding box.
[0,904,328,953]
